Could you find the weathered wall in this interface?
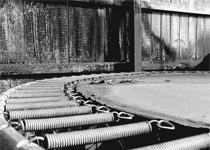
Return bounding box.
[0,0,131,64]
[141,0,210,70]
[0,78,35,94]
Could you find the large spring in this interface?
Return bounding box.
[16,87,62,90]
[6,101,78,111]
[20,112,116,131]
[44,121,152,149]
[10,93,63,98]
[7,97,68,104]
[25,84,64,87]
[13,89,62,94]
[134,133,210,150]
[9,106,93,120]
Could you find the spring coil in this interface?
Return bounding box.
[21,112,116,131]
[44,121,152,149]
[6,101,78,111]
[7,97,68,104]
[134,133,210,150]
[26,84,63,87]
[13,89,62,94]
[16,87,62,90]
[9,106,93,120]
[10,93,63,98]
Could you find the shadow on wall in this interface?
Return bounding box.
[193,28,210,71]
[141,10,177,62]
[193,53,210,71]
[141,8,210,71]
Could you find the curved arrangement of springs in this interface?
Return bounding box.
[0,72,210,150]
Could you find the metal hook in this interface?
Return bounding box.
[148,120,159,124]
[29,136,44,145]
[72,96,83,100]
[148,120,175,130]
[117,112,134,120]
[84,100,92,105]
[96,106,110,113]
[157,120,175,130]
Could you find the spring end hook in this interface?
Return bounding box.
[149,120,175,130]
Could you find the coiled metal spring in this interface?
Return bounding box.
[16,87,62,90]
[9,106,93,120]
[135,133,210,150]
[7,97,68,104]
[10,93,63,98]
[13,88,62,93]
[20,112,116,131]
[44,121,152,149]
[6,101,78,111]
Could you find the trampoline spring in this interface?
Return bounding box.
[20,112,117,132]
[44,121,152,149]
[6,97,68,104]
[134,133,210,150]
[10,92,64,98]
[9,106,94,120]
[6,101,78,111]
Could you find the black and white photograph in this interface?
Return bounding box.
[0,0,209,149]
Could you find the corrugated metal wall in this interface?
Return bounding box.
[142,0,210,70]
[0,0,131,64]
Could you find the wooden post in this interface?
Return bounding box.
[67,0,70,63]
[134,0,142,72]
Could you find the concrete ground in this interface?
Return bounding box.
[84,73,210,128]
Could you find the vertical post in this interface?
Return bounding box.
[134,0,142,72]
[67,0,70,63]
[32,9,37,61]
[22,1,25,63]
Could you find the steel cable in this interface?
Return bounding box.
[8,106,93,120]
[21,112,116,131]
[134,133,210,150]
[6,101,78,111]
[44,121,152,149]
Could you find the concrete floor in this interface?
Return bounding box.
[85,73,210,128]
